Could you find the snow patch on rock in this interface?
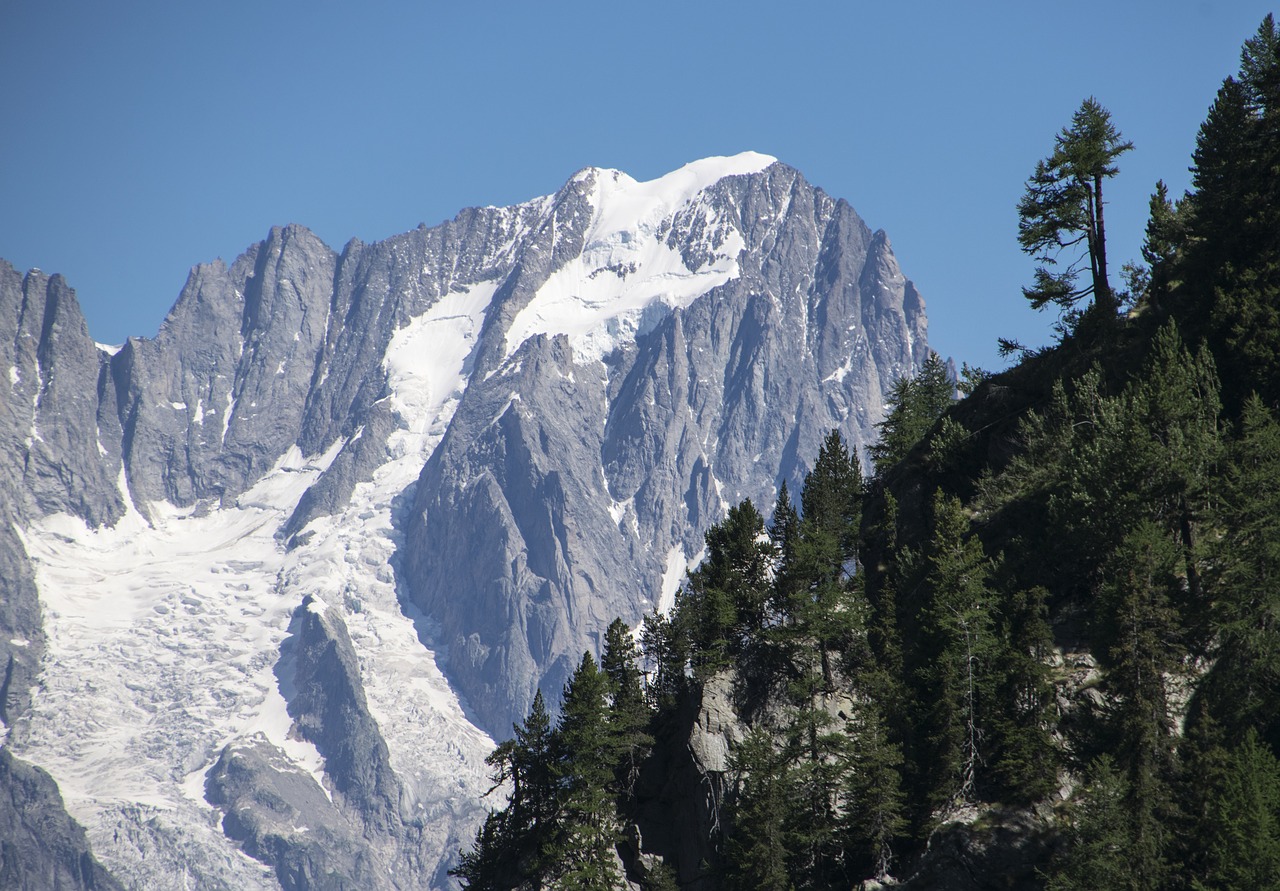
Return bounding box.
[505,152,775,364]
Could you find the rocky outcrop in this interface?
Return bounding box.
[205,738,386,891]
[0,748,123,891]
[202,594,426,889]
[114,225,338,509]
[901,808,1052,890]
[0,263,125,527]
[630,674,741,889]
[283,596,402,834]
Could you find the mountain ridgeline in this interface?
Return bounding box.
[453,16,1280,891]
[0,155,929,888]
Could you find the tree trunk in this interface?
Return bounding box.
[1093,173,1116,311]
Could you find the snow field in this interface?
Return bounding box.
[15,447,338,889]
[505,152,776,364]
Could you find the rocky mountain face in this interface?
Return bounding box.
[0,154,928,888]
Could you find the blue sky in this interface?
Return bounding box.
[1,1,1272,370]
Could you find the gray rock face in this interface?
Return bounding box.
[0,748,123,891]
[283,596,401,835]
[115,225,338,509]
[0,263,126,528]
[205,738,378,891]
[404,160,928,734]
[0,154,930,888]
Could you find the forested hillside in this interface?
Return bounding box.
[454,16,1280,890]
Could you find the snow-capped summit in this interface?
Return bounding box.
[506,152,779,363]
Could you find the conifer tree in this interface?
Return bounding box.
[987,584,1058,804]
[1096,520,1182,888]
[865,491,906,704]
[800,430,864,566]
[1124,323,1221,627]
[684,500,773,677]
[783,706,853,891]
[1176,16,1280,402]
[601,619,653,797]
[552,653,625,890]
[1017,97,1132,313]
[639,606,690,710]
[841,697,907,882]
[1202,394,1280,743]
[453,691,559,890]
[1193,730,1280,891]
[915,491,997,814]
[1046,757,1135,891]
[869,353,954,474]
[724,728,795,891]
[1141,180,1184,302]
[790,431,866,689]
[768,480,802,631]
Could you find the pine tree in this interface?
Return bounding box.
[799,430,864,566]
[724,728,795,891]
[1017,97,1133,314]
[869,353,954,474]
[915,491,997,814]
[1175,17,1280,403]
[1140,179,1185,303]
[684,500,773,677]
[987,584,1058,804]
[841,697,907,882]
[601,619,653,798]
[1193,730,1280,891]
[767,480,802,631]
[552,652,625,890]
[639,606,690,710]
[789,431,867,689]
[865,491,906,703]
[1130,323,1221,618]
[1046,756,1135,891]
[453,691,559,890]
[1096,520,1182,889]
[1202,394,1280,743]
[784,705,853,891]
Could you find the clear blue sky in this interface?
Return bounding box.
[1,1,1272,370]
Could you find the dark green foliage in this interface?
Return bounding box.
[684,500,773,677]
[913,491,998,814]
[452,692,558,890]
[455,651,647,891]
[639,607,689,710]
[553,653,626,889]
[602,620,654,797]
[799,429,864,562]
[841,698,907,880]
[986,585,1058,803]
[1017,97,1132,313]
[1096,521,1181,883]
[978,323,1220,619]
[869,352,954,474]
[1192,730,1280,891]
[1141,180,1185,302]
[1166,16,1280,404]
[1046,757,1136,891]
[724,729,794,891]
[1200,395,1280,745]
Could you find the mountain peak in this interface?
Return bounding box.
[0,154,926,889]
